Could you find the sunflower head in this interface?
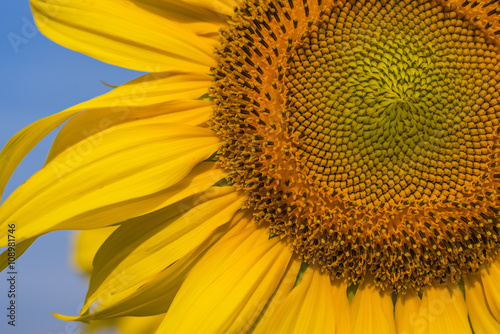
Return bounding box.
[211,0,500,292]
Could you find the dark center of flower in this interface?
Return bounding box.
[211,0,500,292]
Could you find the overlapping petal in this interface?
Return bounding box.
[419,285,471,334]
[59,211,253,321]
[465,274,500,334]
[480,255,500,323]
[58,234,211,321]
[249,257,302,333]
[255,268,338,334]
[0,122,220,245]
[157,222,293,333]
[82,188,244,312]
[0,72,212,202]
[350,279,397,334]
[48,99,212,162]
[73,227,118,274]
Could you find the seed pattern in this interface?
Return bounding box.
[288,1,498,207]
[211,0,500,291]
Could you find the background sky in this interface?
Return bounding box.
[1,2,142,333]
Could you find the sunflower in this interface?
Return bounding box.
[2,0,500,333]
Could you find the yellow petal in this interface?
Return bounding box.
[57,239,203,321]
[83,189,244,312]
[42,162,226,268]
[48,99,212,162]
[182,0,240,16]
[31,0,216,72]
[134,0,228,35]
[0,72,211,201]
[480,256,500,323]
[161,237,291,333]
[0,237,37,272]
[420,285,472,334]
[351,279,397,334]
[260,268,337,334]
[251,257,302,333]
[73,227,118,274]
[116,314,165,334]
[224,256,300,334]
[464,274,500,334]
[60,211,253,321]
[395,289,422,334]
[332,280,350,334]
[157,222,292,333]
[0,122,219,245]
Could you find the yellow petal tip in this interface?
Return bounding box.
[53,313,81,321]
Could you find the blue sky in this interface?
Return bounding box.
[0,2,142,333]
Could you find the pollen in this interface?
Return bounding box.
[211,0,500,292]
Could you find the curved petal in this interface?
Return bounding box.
[350,279,396,334]
[70,162,227,227]
[48,100,213,162]
[0,122,220,245]
[73,227,118,274]
[19,162,225,262]
[0,72,211,202]
[31,0,216,73]
[250,257,302,333]
[58,211,253,321]
[257,268,337,334]
[58,227,221,321]
[0,237,37,272]
[465,274,500,334]
[157,222,293,333]
[82,188,244,312]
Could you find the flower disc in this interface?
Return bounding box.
[211,0,500,291]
